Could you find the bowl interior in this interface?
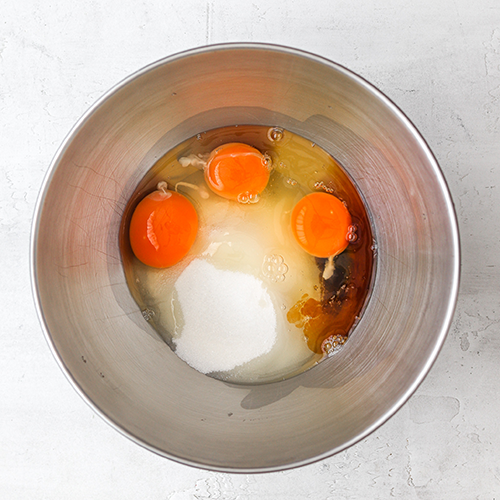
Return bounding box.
[32,44,459,472]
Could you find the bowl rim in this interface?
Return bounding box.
[30,41,461,473]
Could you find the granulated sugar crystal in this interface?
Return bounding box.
[173,258,278,374]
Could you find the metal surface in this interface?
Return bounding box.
[31,43,460,472]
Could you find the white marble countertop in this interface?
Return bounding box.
[2,0,499,497]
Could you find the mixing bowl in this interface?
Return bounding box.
[31,43,460,472]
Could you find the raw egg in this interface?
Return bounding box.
[129,183,198,268]
[204,142,271,202]
[291,192,352,258]
[123,125,374,383]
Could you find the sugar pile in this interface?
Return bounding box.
[173,258,278,374]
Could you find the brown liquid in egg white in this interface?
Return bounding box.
[288,239,373,354]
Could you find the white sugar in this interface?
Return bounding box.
[173,258,277,374]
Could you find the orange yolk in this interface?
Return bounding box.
[129,189,198,268]
[291,192,352,258]
[204,142,270,201]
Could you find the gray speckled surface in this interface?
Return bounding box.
[2,1,499,497]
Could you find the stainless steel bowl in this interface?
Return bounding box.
[31,43,460,472]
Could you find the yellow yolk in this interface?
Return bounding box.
[291,192,352,258]
[204,142,271,202]
[129,188,198,268]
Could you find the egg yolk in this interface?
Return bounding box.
[129,188,198,268]
[291,192,352,258]
[204,142,271,201]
